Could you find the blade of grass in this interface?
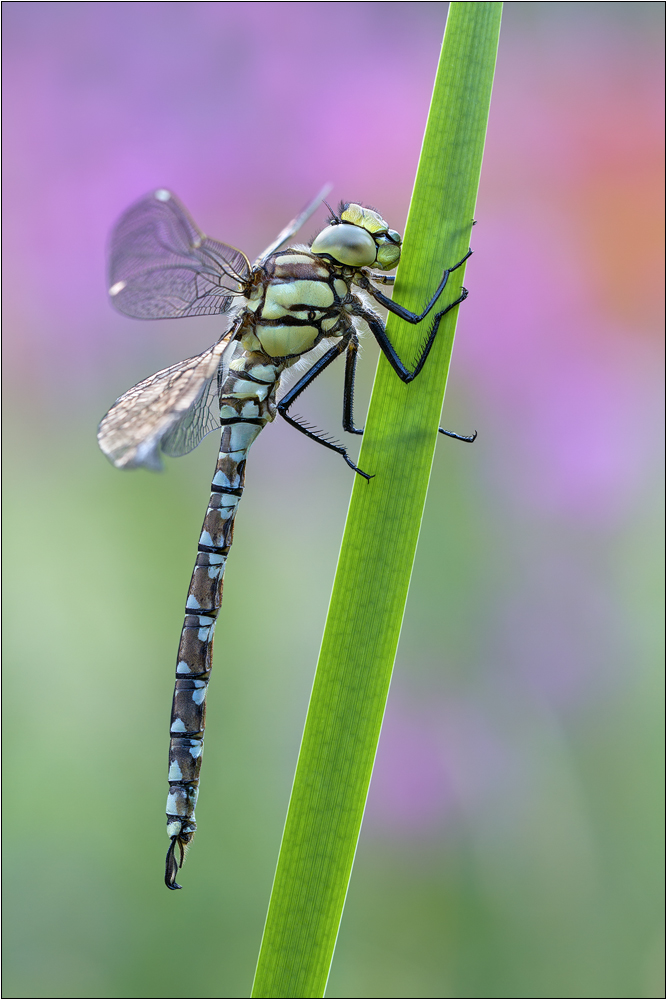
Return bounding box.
[251,5,502,996]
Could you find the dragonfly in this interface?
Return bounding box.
[98,187,474,889]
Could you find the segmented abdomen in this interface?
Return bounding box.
[164,409,268,888]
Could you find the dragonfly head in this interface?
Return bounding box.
[310,202,402,271]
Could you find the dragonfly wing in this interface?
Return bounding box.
[160,366,224,459]
[108,189,252,319]
[255,184,332,265]
[98,335,236,470]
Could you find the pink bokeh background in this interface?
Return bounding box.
[3,4,663,997]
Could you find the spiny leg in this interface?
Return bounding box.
[342,331,474,441]
[278,332,372,480]
[353,288,468,385]
[343,300,477,444]
[358,248,472,324]
[343,334,364,435]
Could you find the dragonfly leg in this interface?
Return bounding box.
[278,333,373,480]
[438,428,477,442]
[352,288,468,385]
[343,322,474,442]
[343,335,364,435]
[357,248,472,324]
[366,271,395,286]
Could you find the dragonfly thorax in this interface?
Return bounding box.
[243,249,352,360]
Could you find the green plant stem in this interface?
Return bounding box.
[251,5,502,997]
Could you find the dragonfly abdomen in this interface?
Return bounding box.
[165,393,275,888]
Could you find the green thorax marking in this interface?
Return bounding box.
[243,249,353,360]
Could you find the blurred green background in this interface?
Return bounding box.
[3,3,663,997]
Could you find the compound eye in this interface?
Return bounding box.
[376,241,401,270]
[311,223,377,267]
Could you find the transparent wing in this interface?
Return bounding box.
[255,184,332,265]
[161,368,223,459]
[108,189,252,319]
[98,335,237,470]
